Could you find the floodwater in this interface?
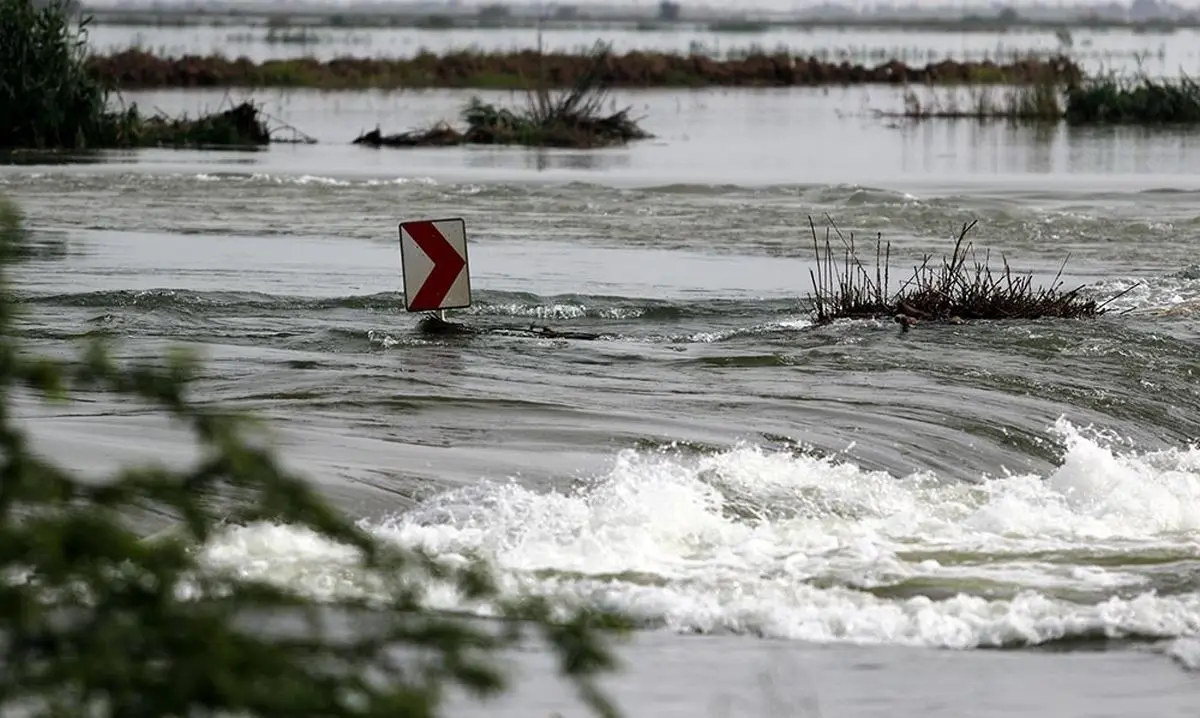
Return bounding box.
[5,86,1200,717]
[90,23,1198,76]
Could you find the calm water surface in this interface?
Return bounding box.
[4,88,1200,717]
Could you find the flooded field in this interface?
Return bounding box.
[87,23,1198,77]
[5,86,1200,716]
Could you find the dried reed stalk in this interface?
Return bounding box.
[806,216,1133,326]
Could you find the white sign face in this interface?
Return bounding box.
[398,217,471,312]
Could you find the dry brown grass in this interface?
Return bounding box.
[806,216,1131,326]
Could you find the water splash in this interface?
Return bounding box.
[198,419,1200,652]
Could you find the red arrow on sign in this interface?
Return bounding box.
[405,220,467,312]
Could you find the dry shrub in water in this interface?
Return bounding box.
[508,41,652,148]
[806,216,1126,325]
[0,195,627,716]
[354,42,652,149]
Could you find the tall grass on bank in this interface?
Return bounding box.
[0,0,124,149]
[0,194,629,716]
[0,0,274,150]
[1065,73,1200,124]
[895,72,1200,125]
[354,42,652,149]
[898,80,1064,121]
[806,217,1120,326]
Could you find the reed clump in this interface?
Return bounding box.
[897,79,1064,121]
[891,71,1200,126]
[84,47,1083,90]
[806,217,1116,326]
[133,101,272,146]
[2,0,114,149]
[0,0,273,150]
[1065,73,1200,124]
[354,43,652,149]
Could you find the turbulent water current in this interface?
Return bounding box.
[4,86,1200,716]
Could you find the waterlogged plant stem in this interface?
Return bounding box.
[805,216,1114,325]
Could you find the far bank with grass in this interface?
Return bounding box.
[85,47,1084,90]
[3,0,646,152]
[887,73,1200,125]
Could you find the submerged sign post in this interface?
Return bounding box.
[398,217,471,317]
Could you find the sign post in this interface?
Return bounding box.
[398,218,472,322]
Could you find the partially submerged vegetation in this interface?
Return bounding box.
[892,73,1200,125]
[896,81,1064,121]
[10,0,1196,153]
[84,47,1083,90]
[354,44,652,149]
[1066,73,1200,124]
[806,217,1127,327]
[1,0,280,150]
[125,101,274,147]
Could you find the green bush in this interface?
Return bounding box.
[0,0,271,150]
[0,194,627,716]
[1065,73,1200,124]
[0,0,123,149]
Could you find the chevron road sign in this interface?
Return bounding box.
[398,217,471,313]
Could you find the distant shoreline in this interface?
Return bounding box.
[85,48,1082,91]
[79,7,1193,35]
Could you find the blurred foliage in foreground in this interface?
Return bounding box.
[0,195,626,716]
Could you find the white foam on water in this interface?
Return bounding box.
[197,418,1200,651]
[187,173,440,187]
[466,302,670,321]
[1165,637,1200,671]
[1091,273,1200,315]
[468,303,592,320]
[685,318,813,343]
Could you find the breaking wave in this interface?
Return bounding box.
[199,418,1200,655]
